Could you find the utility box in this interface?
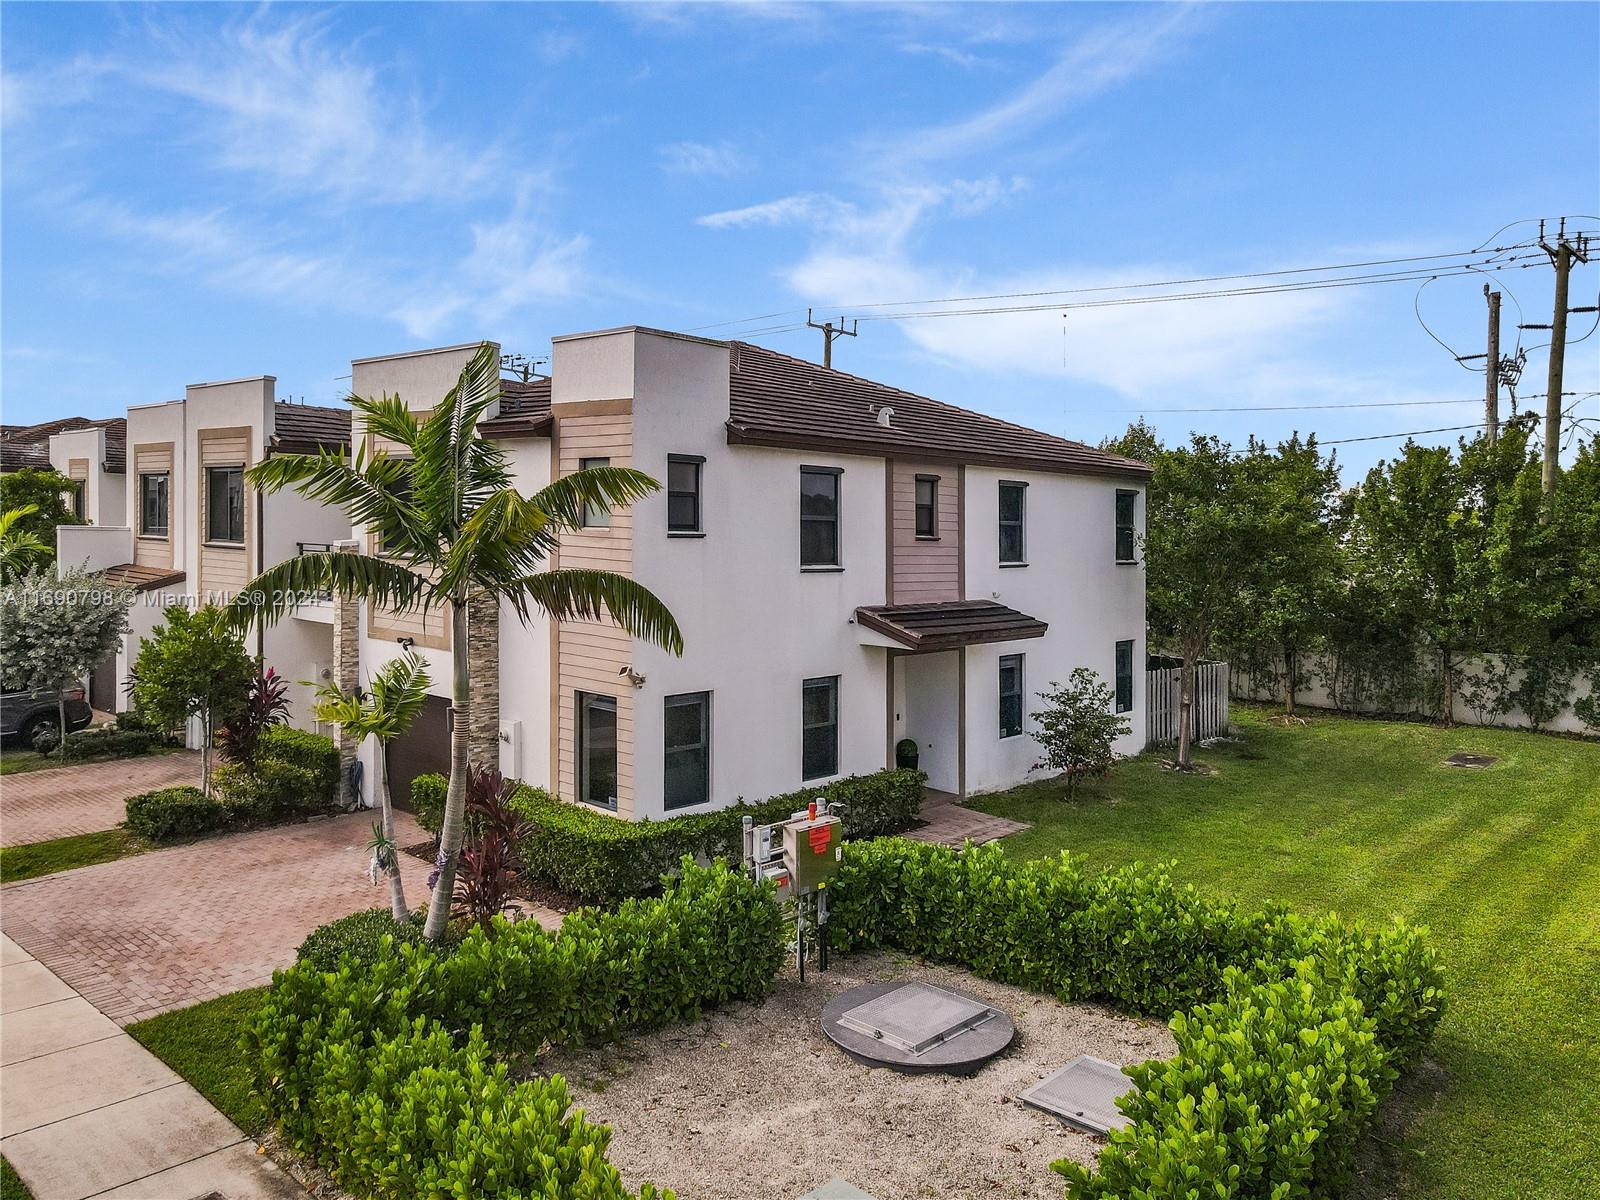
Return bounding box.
[781,809,842,893]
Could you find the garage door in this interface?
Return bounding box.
[387,694,451,812]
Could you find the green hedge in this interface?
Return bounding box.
[246,861,781,1198]
[409,772,447,836]
[257,725,339,801]
[33,726,162,760]
[511,767,925,905]
[124,786,225,842]
[295,908,445,972]
[826,839,1445,1199]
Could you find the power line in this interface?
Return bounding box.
[1322,422,1487,445]
[1119,391,1593,415]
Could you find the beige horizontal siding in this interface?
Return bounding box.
[890,460,961,603]
[133,443,174,569]
[197,428,251,602]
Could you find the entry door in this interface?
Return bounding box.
[388,694,451,811]
[578,692,618,810]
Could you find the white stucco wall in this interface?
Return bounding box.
[496,439,553,786]
[48,426,125,527]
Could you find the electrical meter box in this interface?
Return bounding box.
[781,810,842,892]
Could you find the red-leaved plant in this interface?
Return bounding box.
[450,765,530,935]
[218,667,291,765]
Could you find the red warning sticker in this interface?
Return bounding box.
[808,824,831,855]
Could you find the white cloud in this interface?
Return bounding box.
[898,42,996,70]
[660,140,749,177]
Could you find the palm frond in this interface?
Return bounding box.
[352,393,421,451]
[503,568,684,655]
[523,466,664,533]
[367,651,432,738]
[222,552,433,633]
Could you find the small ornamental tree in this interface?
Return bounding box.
[0,565,133,756]
[219,667,292,765]
[131,604,256,793]
[1,505,51,582]
[1031,668,1131,798]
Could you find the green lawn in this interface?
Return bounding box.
[127,988,270,1135]
[971,704,1600,1200]
[1,1156,33,1200]
[0,829,151,883]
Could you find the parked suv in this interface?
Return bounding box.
[0,684,93,748]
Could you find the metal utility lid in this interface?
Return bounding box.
[1444,752,1499,769]
[797,1180,877,1200]
[1020,1056,1135,1136]
[835,982,998,1055]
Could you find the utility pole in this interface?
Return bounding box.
[1535,219,1591,496]
[806,309,857,369]
[1484,285,1501,445]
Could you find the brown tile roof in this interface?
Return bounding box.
[0,416,126,473]
[480,377,552,439]
[100,563,186,593]
[856,600,1048,651]
[0,440,52,473]
[271,403,352,454]
[725,342,1151,479]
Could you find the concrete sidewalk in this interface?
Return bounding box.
[0,933,299,1200]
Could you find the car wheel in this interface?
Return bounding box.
[18,714,54,750]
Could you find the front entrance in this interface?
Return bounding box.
[894,651,962,796]
[388,694,450,812]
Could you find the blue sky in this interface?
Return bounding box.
[3,2,1597,477]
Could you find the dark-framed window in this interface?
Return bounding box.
[139,472,169,537]
[1115,640,1135,714]
[998,480,1027,564]
[1116,490,1138,563]
[663,691,711,809]
[379,458,413,555]
[205,465,245,543]
[577,691,619,810]
[999,654,1024,738]
[667,455,703,535]
[802,675,839,780]
[914,474,939,538]
[68,482,85,521]
[579,457,611,528]
[800,466,841,568]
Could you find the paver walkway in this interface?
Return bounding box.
[1,932,301,1200]
[0,753,202,847]
[905,788,1031,847]
[0,810,462,1025]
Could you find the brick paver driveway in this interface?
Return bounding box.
[0,753,202,847]
[0,811,437,1025]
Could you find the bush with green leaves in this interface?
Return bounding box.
[409,772,448,837]
[826,838,1444,1198]
[247,860,780,1199]
[1031,667,1131,796]
[124,786,226,842]
[511,768,925,905]
[212,726,339,825]
[296,907,449,972]
[59,726,161,759]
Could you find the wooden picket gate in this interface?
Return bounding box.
[1146,661,1231,747]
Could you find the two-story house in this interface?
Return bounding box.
[344,328,1149,816]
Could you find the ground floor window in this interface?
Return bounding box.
[802,675,839,779]
[999,654,1025,738]
[577,691,618,810]
[1115,640,1134,714]
[663,691,710,809]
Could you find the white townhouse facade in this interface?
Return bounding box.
[345,327,1149,819]
[55,376,353,726]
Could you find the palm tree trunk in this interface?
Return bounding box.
[1177,654,1196,769]
[377,740,408,922]
[422,601,471,941]
[1283,645,1297,718]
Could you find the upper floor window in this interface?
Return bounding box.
[800,467,841,568]
[379,458,413,555]
[68,482,85,522]
[998,481,1027,564]
[663,691,711,809]
[579,457,611,528]
[667,455,703,535]
[999,654,1025,738]
[139,472,169,537]
[1116,490,1137,563]
[1115,640,1135,714]
[915,475,939,539]
[205,466,244,544]
[802,675,839,780]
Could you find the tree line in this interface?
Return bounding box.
[1106,420,1600,765]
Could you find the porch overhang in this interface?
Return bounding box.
[854,600,1048,652]
[99,563,186,593]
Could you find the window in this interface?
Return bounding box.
[800,467,841,568]
[998,481,1026,564]
[68,482,85,521]
[1115,640,1135,714]
[139,472,169,537]
[378,458,413,554]
[663,691,711,809]
[579,457,611,528]
[205,466,244,543]
[1116,490,1137,563]
[801,676,839,780]
[667,455,703,534]
[914,475,939,538]
[999,654,1024,738]
[577,692,618,810]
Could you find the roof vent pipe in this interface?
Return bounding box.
[876,406,894,428]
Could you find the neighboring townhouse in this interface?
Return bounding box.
[56,376,353,725]
[346,328,1149,818]
[0,416,128,525]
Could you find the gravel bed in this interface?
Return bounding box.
[537,951,1176,1200]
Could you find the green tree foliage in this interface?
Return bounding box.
[130,604,256,793]
[0,468,82,570]
[1031,668,1131,797]
[223,343,682,941]
[0,506,51,582]
[0,565,133,756]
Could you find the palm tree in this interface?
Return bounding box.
[313,651,431,921]
[224,343,682,939]
[1,505,50,581]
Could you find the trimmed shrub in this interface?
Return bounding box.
[409,771,447,837]
[513,767,925,905]
[296,907,445,971]
[212,726,339,825]
[124,786,226,842]
[64,727,161,759]
[257,725,338,801]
